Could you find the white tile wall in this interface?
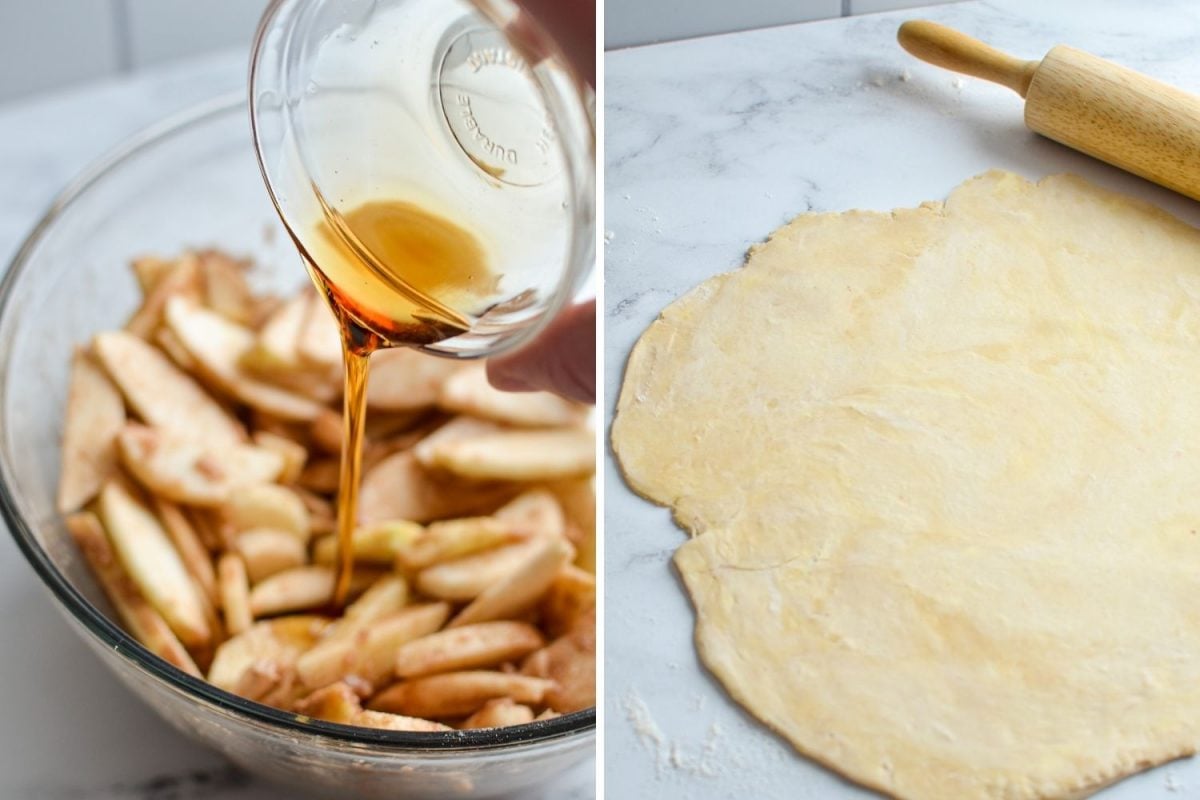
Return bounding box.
[605,0,842,50]
[0,0,120,103]
[123,0,269,69]
[849,0,959,14]
[0,0,965,103]
[606,0,964,49]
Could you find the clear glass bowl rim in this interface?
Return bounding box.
[0,92,595,752]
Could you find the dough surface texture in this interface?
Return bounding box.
[612,172,1200,799]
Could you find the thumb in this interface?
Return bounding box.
[487,300,595,404]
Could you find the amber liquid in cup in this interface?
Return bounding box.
[298,197,495,606]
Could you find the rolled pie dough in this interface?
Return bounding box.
[612,172,1200,799]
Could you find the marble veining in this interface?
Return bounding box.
[605,1,1200,797]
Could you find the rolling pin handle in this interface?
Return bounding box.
[898,20,1039,97]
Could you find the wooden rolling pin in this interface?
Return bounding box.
[897,20,1200,201]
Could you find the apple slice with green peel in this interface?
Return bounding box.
[311,521,424,567]
[208,615,330,693]
[97,480,211,649]
[163,296,325,422]
[57,350,125,514]
[93,330,244,445]
[117,423,285,506]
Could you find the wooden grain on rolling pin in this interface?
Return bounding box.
[898,20,1200,201]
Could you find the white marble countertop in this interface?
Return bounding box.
[604,1,1200,797]
[0,51,592,800]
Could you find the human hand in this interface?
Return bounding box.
[487,299,595,404]
[510,0,595,87]
[487,0,595,403]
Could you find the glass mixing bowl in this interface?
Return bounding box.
[0,94,594,800]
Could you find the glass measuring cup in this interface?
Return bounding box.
[249,0,595,359]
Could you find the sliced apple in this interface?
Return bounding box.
[394,517,515,572]
[438,364,587,427]
[462,698,535,729]
[240,293,307,374]
[298,457,340,494]
[66,511,200,677]
[538,564,596,638]
[97,480,211,649]
[368,671,553,719]
[208,614,329,693]
[251,431,308,484]
[125,253,201,338]
[521,608,595,713]
[296,682,450,731]
[543,477,596,573]
[367,348,461,412]
[353,709,451,732]
[249,566,335,617]
[296,602,450,691]
[297,292,342,370]
[238,528,308,584]
[493,489,566,540]
[411,414,507,468]
[358,451,517,524]
[448,537,573,628]
[221,484,310,542]
[93,330,244,445]
[163,296,324,422]
[57,349,125,514]
[117,423,284,506]
[393,621,543,679]
[415,540,542,601]
[311,521,423,567]
[131,255,177,295]
[217,553,253,635]
[428,428,595,482]
[197,249,253,325]
[153,498,217,604]
[153,327,197,372]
